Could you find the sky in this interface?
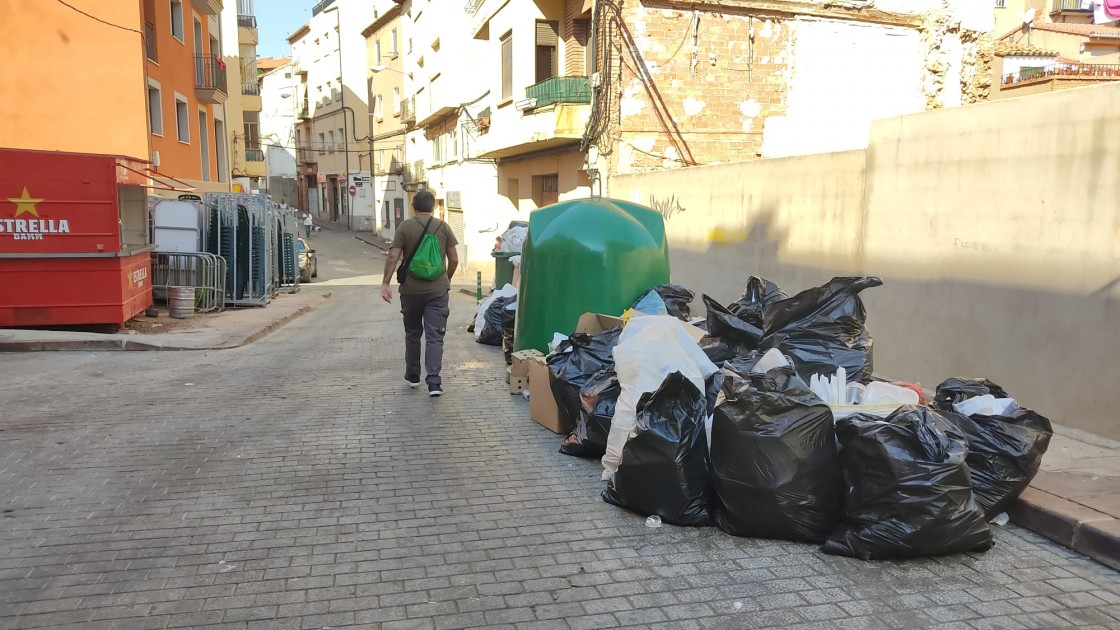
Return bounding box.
[255,0,314,59]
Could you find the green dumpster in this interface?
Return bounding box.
[514,197,670,353]
[492,251,517,291]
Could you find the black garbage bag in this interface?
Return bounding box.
[547,327,623,427]
[823,405,993,560]
[603,372,711,526]
[560,370,620,458]
[933,378,1010,410]
[934,379,1053,519]
[699,295,763,364]
[761,276,881,383]
[631,284,695,320]
[477,295,514,346]
[501,301,517,364]
[710,365,842,542]
[729,277,787,328]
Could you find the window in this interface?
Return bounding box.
[375,39,382,65]
[433,132,442,164]
[170,0,184,41]
[574,19,591,74]
[328,131,336,152]
[147,82,163,135]
[995,0,1006,6]
[535,21,559,83]
[500,31,512,100]
[391,28,399,56]
[243,112,260,151]
[198,110,210,181]
[450,126,458,160]
[174,94,189,142]
[318,132,326,153]
[393,87,401,115]
[337,128,344,151]
[214,119,228,182]
[374,95,383,120]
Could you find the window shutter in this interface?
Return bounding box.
[501,34,513,99]
[536,20,559,47]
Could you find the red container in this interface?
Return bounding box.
[0,149,154,327]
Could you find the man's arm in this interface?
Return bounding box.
[381,247,403,302]
[445,245,459,281]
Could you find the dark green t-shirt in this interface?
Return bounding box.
[391,216,458,294]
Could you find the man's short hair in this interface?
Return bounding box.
[412,190,435,213]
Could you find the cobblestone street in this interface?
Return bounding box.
[2,231,1120,630]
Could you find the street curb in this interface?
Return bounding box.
[0,292,331,353]
[1009,485,1120,571]
[355,235,391,252]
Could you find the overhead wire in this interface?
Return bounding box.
[55,0,142,34]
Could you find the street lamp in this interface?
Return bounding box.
[322,4,350,231]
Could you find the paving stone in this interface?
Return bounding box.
[1,233,1119,630]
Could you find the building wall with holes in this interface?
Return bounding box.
[599,0,994,175]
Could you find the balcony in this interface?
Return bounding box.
[298,105,311,120]
[476,89,590,159]
[237,14,256,28]
[191,0,222,15]
[1001,62,1120,87]
[523,76,590,109]
[400,97,415,127]
[144,21,157,62]
[242,82,260,96]
[1052,0,1091,12]
[312,0,335,16]
[194,54,228,104]
[238,19,258,45]
[246,149,264,161]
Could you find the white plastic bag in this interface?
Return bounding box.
[954,394,1015,417]
[496,226,528,253]
[601,316,719,479]
[473,284,517,340]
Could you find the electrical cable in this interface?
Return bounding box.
[56,0,142,34]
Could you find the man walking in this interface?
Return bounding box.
[380,191,459,397]
[303,212,313,238]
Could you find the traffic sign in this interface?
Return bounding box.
[348,185,356,196]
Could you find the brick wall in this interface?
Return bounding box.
[604,1,791,173]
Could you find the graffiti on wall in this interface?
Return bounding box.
[650,193,686,222]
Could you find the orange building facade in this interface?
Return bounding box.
[142,0,230,194]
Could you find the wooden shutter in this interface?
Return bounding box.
[501,33,513,99]
[536,20,559,47]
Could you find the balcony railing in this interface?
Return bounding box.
[312,0,335,15]
[237,14,256,28]
[464,0,485,13]
[524,76,591,108]
[194,54,227,93]
[144,21,157,61]
[1052,0,1091,11]
[242,82,260,96]
[245,149,264,162]
[298,105,310,120]
[1002,62,1120,86]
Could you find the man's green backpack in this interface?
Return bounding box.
[408,217,445,281]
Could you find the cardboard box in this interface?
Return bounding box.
[575,313,624,335]
[510,349,541,395]
[527,355,572,434]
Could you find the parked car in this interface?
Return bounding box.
[298,238,318,282]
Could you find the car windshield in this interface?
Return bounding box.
[298,240,306,253]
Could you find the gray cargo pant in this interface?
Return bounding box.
[400,290,450,387]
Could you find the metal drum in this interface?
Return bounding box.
[169,287,195,319]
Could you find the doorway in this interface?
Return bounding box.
[198,110,211,181]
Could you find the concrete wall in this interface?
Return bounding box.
[609,81,1120,440]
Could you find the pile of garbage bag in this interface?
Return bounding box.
[474,284,517,346]
[548,327,622,433]
[480,274,1053,562]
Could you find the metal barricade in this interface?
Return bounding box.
[201,193,274,306]
[151,252,228,313]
